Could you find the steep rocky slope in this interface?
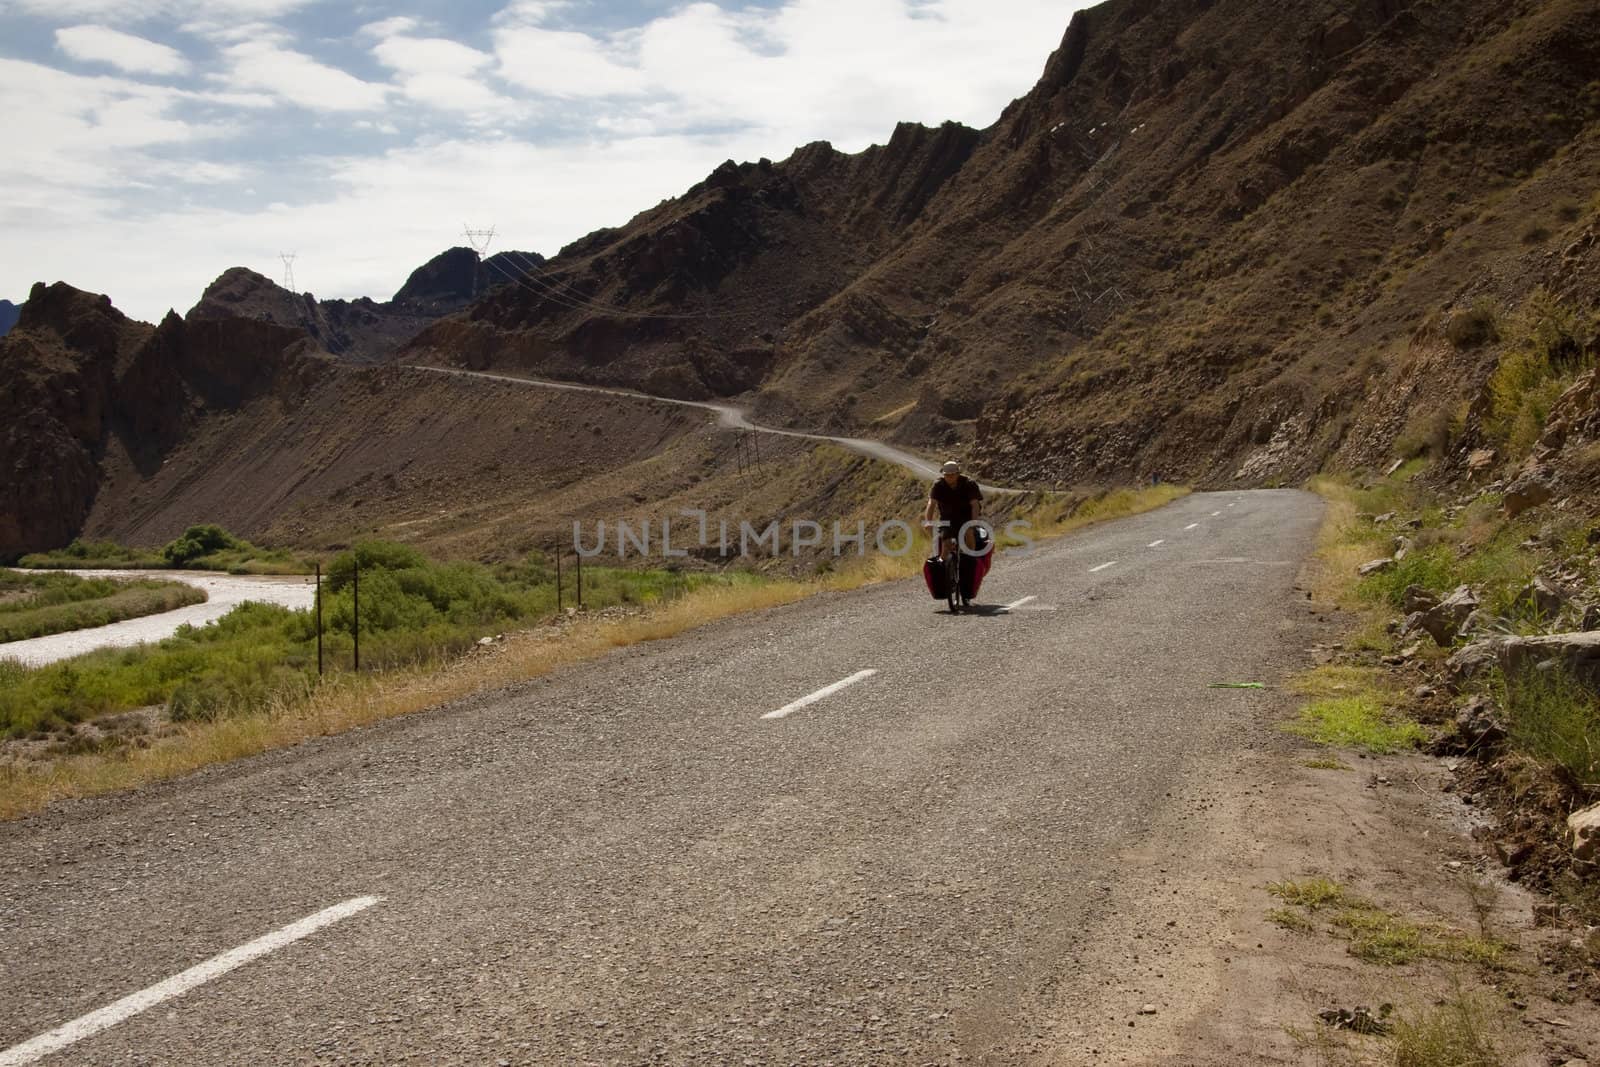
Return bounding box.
[190,247,539,365]
[406,0,1600,490]
[0,282,325,557]
[0,299,18,337]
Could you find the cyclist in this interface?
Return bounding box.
[923,459,982,558]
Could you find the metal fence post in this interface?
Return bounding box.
[352,558,360,672]
[315,561,323,677]
[555,541,563,615]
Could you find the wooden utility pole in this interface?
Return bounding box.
[315,562,323,676]
[352,559,360,672]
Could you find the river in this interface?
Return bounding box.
[1,570,317,668]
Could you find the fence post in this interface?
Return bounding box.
[315,562,323,677]
[575,540,583,609]
[555,540,563,614]
[752,432,759,466]
[352,558,360,672]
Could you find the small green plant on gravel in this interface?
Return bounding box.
[1268,877,1359,910]
[1270,879,1510,969]
[1288,696,1427,754]
[1268,906,1317,933]
[1492,667,1600,789]
[1390,990,1504,1067]
[1287,666,1424,754]
[1302,756,1353,770]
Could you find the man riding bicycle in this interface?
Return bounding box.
[923,459,983,557]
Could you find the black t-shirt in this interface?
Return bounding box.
[930,475,982,527]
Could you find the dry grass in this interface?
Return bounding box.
[0,482,1189,819]
[1304,475,1375,606]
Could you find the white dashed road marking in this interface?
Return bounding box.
[1211,511,1221,517]
[763,670,878,720]
[1148,540,1166,548]
[1184,523,1200,531]
[1089,561,1117,573]
[0,896,384,1067]
[1003,595,1038,612]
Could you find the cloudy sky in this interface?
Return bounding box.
[0,0,1080,321]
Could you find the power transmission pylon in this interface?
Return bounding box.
[280,252,297,292]
[463,224,496,258]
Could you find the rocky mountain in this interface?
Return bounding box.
[189,247,539,365]
[0,243,542,557]
[406,0,1600,490]
[0,299,19,336]
[0,282,327,557]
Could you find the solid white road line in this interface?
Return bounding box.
[1003,595,1038,612]
[1184,523,1200,531]
[1089,561,1117,573]
[763,670,878,720]
[0,896,383,1067]
[1148,540,1166,548]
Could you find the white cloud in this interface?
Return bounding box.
[374,36,492,79]
[221,40,389,111]
[3,0,313,22]
[372,34,515,117]
[55,24,190,75]
[0,59,218,192]
[492,0,570,27]
[358,15,421,40]
[484,0,1076,148]
[493,26,646,98]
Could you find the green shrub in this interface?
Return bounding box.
[1445,298,1501,349]
[162,524,245,566]
[1486,289,1599,455]
[1495,668,1600,788]
[1357,546,1461,608]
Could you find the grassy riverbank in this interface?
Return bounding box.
[0,571,207,643]
[18,525,308,575]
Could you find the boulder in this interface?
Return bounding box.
[1445,638,1504,691]
[1359,558,1396,577]
[1454,696,1506,749]
[1570,801,1600,871]
[1515,576,1569,621]
[1373,511,1396,524]
[1402,585,1440,614]
[1503,465,1555,518]
[1414,584,1480,646]
[1392,536,1414,561]
[1466,447,1497,478]
[1499,631,1600,688]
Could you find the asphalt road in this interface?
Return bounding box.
[0,489,1323,1065]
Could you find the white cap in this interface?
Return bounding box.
[941,460,961,474]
